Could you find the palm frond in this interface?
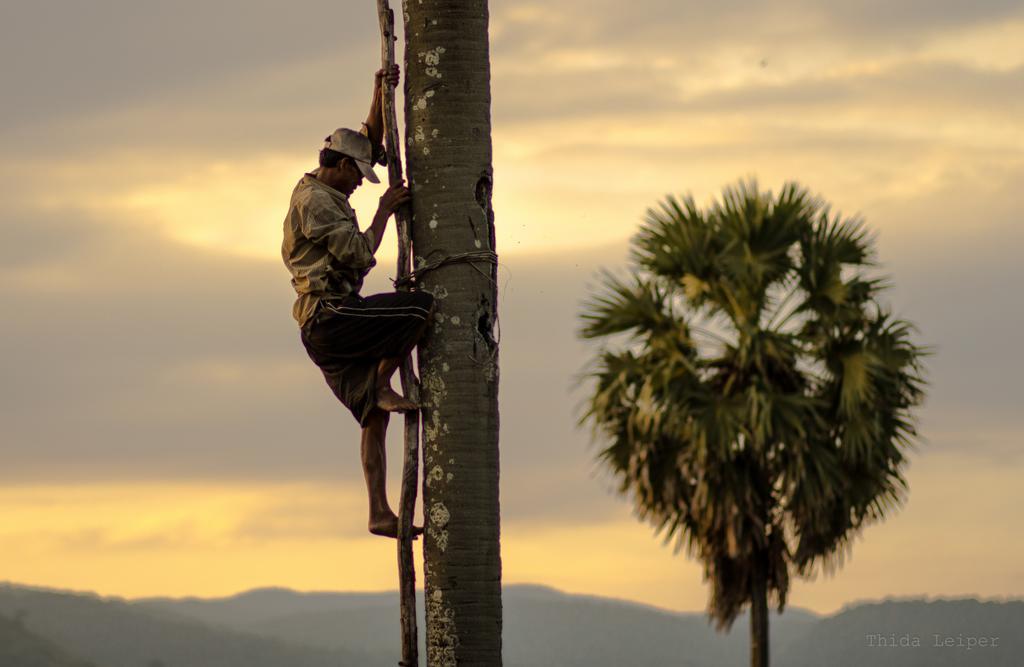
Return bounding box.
[578,270,681,341]
[632,194,715,282]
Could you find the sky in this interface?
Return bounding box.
[1,0,1023,617]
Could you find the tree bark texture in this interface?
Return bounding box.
[750,556,769,667]
[402,1,502,665]
[376,3,420,666]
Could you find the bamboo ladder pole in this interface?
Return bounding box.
[376,3,420,666]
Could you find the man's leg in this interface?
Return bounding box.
[362,407,425,538]
[364,300,435,536]
[374,301,435,412]
[361,408,392,533]
[375,356,418,411]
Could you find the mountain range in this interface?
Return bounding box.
[1,582,1020,666]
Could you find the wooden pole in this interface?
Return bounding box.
[377,3,420,665]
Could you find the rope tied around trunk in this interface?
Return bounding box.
[391,249,498,289]
[391,249,502,366]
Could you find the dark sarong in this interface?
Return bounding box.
[300,290,434,427]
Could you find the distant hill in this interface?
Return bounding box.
[3,581,1022,666]
[0,583,378,667]
[778,596,1024,667]
[140,583,820,666]
[0,612,99,667]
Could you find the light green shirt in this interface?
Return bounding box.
[281,169,377,328]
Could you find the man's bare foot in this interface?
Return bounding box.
[376,386,419,412]
[369,514,425,539]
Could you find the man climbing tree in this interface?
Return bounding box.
[281,64,433,539]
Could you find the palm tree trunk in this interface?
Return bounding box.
[750,556,769,667]
[402,1,502,665]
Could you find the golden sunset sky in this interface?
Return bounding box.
[1,0,1023,615]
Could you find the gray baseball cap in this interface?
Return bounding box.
[323,128,380,184]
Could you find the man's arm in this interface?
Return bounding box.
[298,181,407,271]
[363,65,400,153]
[365,181,411,255]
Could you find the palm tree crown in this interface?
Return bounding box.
[578,181,930,630]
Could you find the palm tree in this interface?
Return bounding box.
[578,181,929,667]
[403,1,502,664]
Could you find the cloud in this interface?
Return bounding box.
[808,0,1024,37]
[2,159,1024,509]
[0,0,378,130]
[678,61,1024,118]
[492,0,1024,53]
[490,2,1024,131]
[3,2,1020,269]
[0,482,410,599]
